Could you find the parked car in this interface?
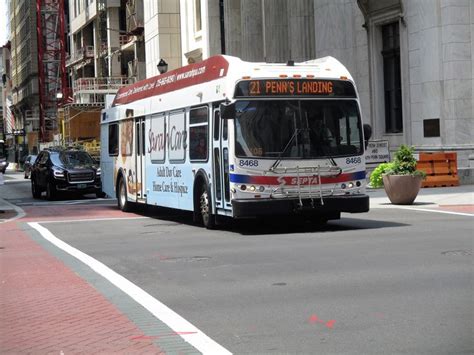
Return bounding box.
[23,154,37,179]
[31,148,103,200]
[0,157,8,174]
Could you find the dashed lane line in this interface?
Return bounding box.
[28,222,232,355]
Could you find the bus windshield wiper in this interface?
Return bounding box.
[269,128,301,172]
[269,129,342,176]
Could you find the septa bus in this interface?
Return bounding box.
[100,55,372,228]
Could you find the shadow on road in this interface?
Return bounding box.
[129,204,407,236]
[225,217,408,236]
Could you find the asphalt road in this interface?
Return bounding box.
[3,176,473,353]
[43,209,472,353]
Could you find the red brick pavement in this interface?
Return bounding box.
[0,220,164,354]
[437,204,474,214]
[20,204,130,222]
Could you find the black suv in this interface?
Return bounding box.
[31,148,103,200]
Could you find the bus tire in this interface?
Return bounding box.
[199,185,216,229]
[117,176,132,212]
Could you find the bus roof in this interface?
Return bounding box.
[112,55,353,107]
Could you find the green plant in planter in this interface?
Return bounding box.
[369,162,394,188]
[369,145,426,188]
[390,145,426,178]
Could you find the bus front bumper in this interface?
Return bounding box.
[231,194,369,218]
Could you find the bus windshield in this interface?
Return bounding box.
[234,100,363,159]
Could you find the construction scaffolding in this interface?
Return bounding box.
[36,0,69,142]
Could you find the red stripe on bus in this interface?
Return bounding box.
[112,56,230,106]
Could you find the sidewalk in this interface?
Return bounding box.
[368,184,474,213]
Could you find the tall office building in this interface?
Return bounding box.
[9,0,39,157]
[1,43,13,152]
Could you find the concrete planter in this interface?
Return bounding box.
[382,174,423,205]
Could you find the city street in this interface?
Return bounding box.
[1,171,473,354]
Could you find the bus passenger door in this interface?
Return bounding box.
[135,117,146,202]
[212,108,231,214]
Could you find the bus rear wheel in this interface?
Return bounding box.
[117,177,132,212]
[199,186,216,229]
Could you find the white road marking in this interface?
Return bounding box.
[28,222,232,355]
[390,206,473,217]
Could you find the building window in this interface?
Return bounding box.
[382,22,402,133]
[194,0,202,33]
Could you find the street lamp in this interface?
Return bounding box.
[157,59,168,74]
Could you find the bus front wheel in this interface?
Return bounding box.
[117,177,132,212]
[199,186,216,229]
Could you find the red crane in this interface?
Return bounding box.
[36,0,69,142]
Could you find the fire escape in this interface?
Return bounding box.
[125,0,145,83]
[36,0,68,142]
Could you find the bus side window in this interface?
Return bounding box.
[108,123,119,156]
[190,106,209,161]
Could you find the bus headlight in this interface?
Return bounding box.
[249,185,256,192]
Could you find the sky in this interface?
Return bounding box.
[0,0,8,46]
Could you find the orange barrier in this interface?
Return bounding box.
[417,152,459,187]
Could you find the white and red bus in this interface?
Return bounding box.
[100,55,372,228]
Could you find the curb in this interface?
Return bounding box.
[0,198,25,223]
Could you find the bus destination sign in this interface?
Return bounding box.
[234,79,356,98]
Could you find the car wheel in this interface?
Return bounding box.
[117,177,132,212]
[46,182,57,201]
[199,185,216,229]
[32,178,42,199]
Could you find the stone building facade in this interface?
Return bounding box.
[180,0,473,170]
[314,0,473,170]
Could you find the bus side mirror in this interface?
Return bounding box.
[363,124,372,150]
[220,102,236,119]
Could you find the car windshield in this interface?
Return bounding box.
[52,151,95,168]
[234,100,363,159]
